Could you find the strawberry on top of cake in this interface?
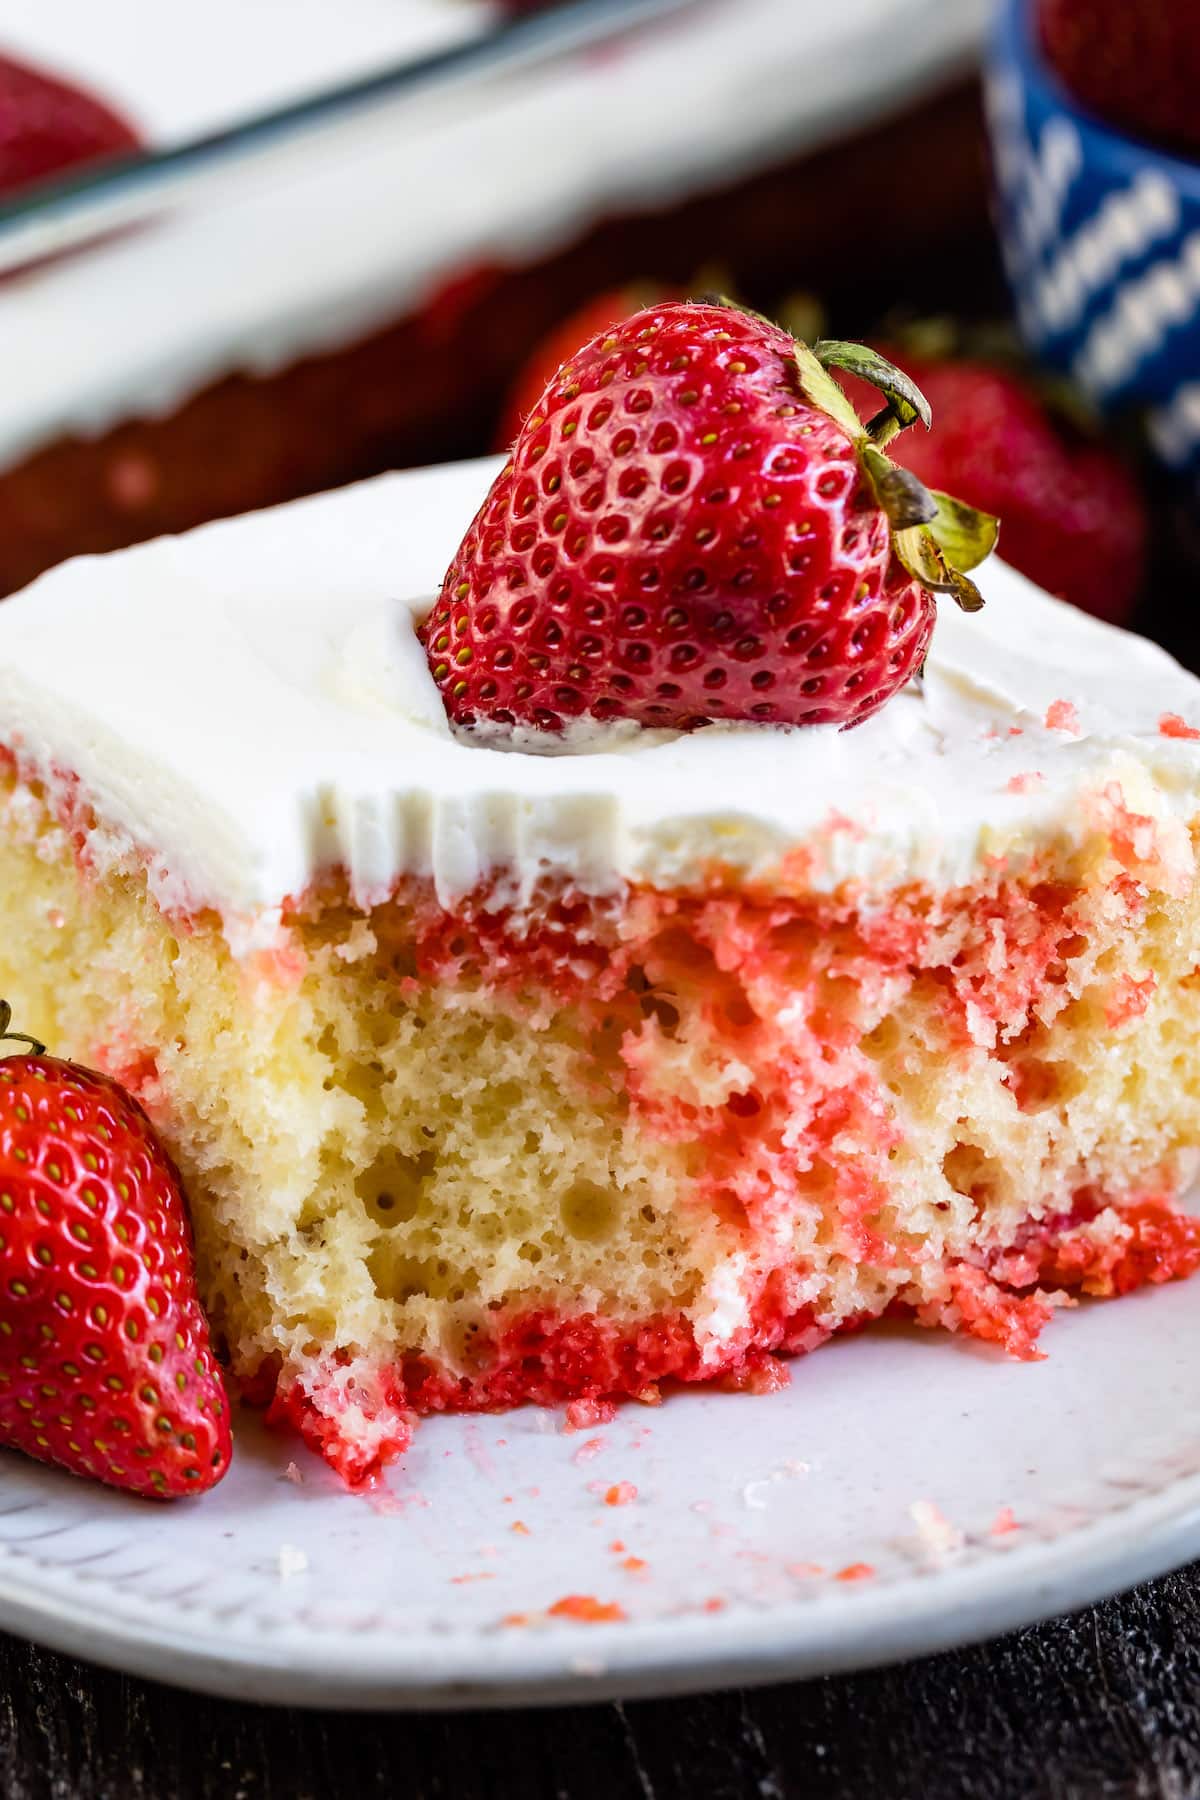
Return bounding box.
[0,304,1196,1488]
[423,301,994,736]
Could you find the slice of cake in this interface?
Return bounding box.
[0,453,1198,1483]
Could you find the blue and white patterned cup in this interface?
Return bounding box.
[987,0,1200,492]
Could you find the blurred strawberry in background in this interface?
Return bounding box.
[840,332,1147,626]
[1037,0,1200,156]
[0,54,139,198]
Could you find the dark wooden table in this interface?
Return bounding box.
[3,1567,1200,1799]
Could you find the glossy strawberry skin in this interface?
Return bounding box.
[425,302,935,734]
[1037,0,1200,155]
[0,54,140,199]
[0,1055,231,1499]
[495,282,670,451]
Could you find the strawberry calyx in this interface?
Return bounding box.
[812,338,933,442]
[791,334,998,615]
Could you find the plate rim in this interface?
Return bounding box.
[0,1453,1197,1709]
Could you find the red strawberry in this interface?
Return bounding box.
[0,53,140,199]
[424,300,994,734]
[0,1007,230,1498]
[1037,0,1200,156]
[839,346,1146,627]
[495,282,671,450]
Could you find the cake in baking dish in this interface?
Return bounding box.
[0,455,1199,1482]
[0,0,984,595]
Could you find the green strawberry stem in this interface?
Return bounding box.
[0,1000,45,1057]
[813,339,932,437]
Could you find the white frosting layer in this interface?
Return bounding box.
[1,454,1199,949]
[0,0,983,468]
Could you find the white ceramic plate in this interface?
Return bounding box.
[1,1261,1199,1709]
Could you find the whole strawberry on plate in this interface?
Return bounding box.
[423,299,997,734]
[0,1004,231,1498]
[0,54,140,198]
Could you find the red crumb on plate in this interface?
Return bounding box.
[1160,713,1200,740]
[605,1482,638,1506]
[450,1572,495,1585]
[1006,772,1044,795]
[835,1563,876,1582]
[572,1436,607,1465]
[622,1557,648,1574]
[548,1595,627,1624]
[1044,699,1080,734]
[703,1597,726,1613]
[510,1520,530,1535]
[991,1506,1019,1535]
